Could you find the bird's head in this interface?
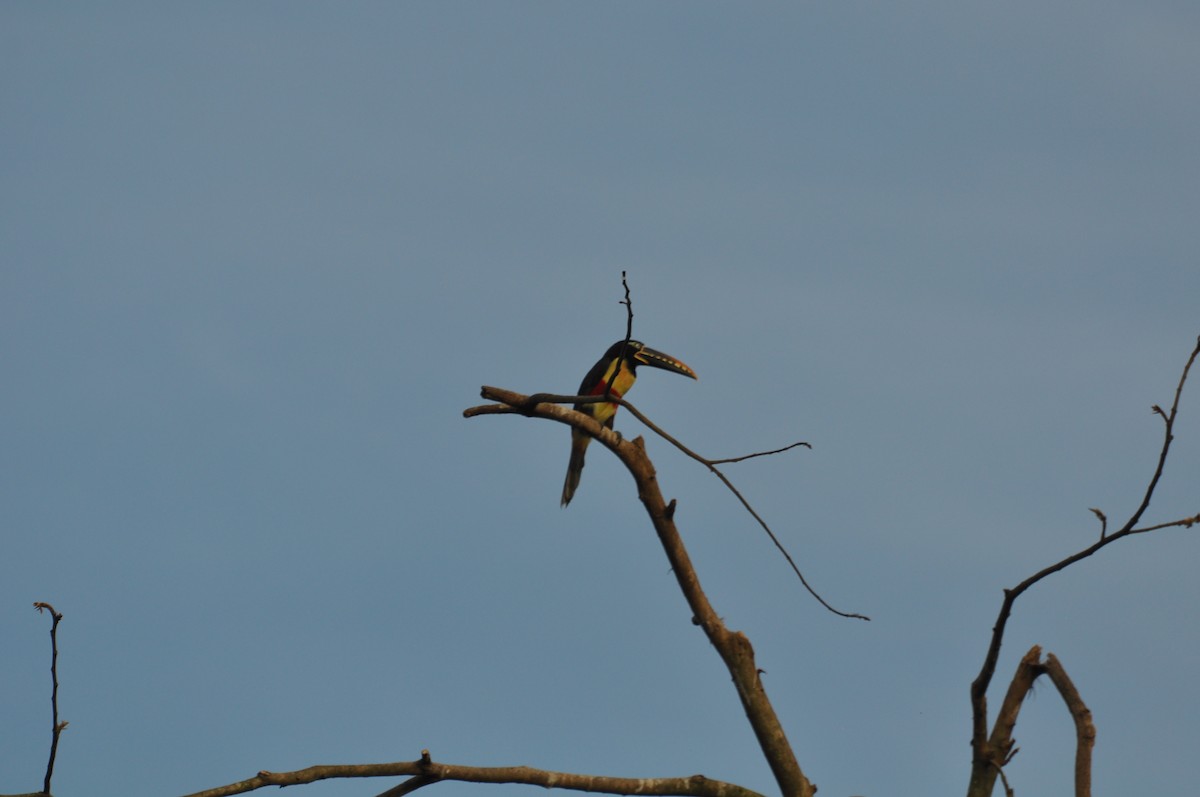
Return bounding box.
[612,340,697,380]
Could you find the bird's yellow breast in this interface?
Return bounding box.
[607,359,637,397]
[589,359,636,426]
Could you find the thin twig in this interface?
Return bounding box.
[620,270,634,343]
[605,271,635,406]
[1125,334,1200,532]
[1126,513,1200,535]
[32,602,66,797]
[708,442,812,465]
[993,762,1015,797]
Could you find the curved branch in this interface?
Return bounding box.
[985,644,1044,775]
[612,399,863,621]
[709,442,812,465]
[1043,654,1095,797]
[466,387,815,797]
[32,602,65,797]
[1127,335,1200,531]
[180,753,763,797]
[968,646,1095,797]
[967,335,1200,795]
[473,391,866,621]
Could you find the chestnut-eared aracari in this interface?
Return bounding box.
[561,340,697,507]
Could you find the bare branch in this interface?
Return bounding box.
[597,398,862,620]
[624,404,845,616]
[1043,654,1095,797]
[620,270,633,343]
[969,646,1095,797]
[467,391,865,621]
[467,386,815,797]
[985,645,1045,778]
[370,751,441,797]
[709,442,812,465]
[1127,512,1200,536]
[32,602,65,797]
[181,755,765,797]
[993,763,1015,797]
[1125,335,1200,532]
[605,272,636,405]
[967,336,1199,795]
[373,773,437,797]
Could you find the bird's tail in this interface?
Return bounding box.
[560,432,590,507]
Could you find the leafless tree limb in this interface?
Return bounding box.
[966,335,1200,796]
[985,645,1044,775]
[493,390,864,621]
[32,602,65,797]
[466,387,815,797]
[709,442,812,465]
[181,753,765,797]
[1126,513,1200,536]
[1043,653,1095,797]
[606,271,636,405]
[971,645,1095,797]
[619,270,634,346]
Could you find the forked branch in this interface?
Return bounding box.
[971,646,1095,797]
[506,390,864,621]
[466,387,815,797]
[967,335,1200,796]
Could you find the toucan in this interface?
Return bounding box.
[561,340,697,507]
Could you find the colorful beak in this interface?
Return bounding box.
[633,346,697,379]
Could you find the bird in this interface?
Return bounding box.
[561,340,697,506]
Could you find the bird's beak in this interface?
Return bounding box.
[634,346,698,379]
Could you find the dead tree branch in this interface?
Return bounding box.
[1043,653,1095,797]
[466,387,815,797]
[709,442,812,465]
[985,645,1044,774]
[198,758,763,797]
[502,390,864,620]
[33,602,66,797]
[969,645,1095,797]
[967,335,1200,796]
[180,752,764,797]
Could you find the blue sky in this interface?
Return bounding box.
[2,4,1198,796]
